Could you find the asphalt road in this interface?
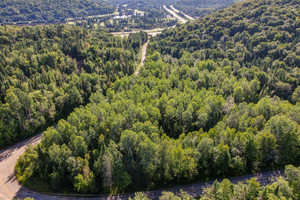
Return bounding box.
[0,129,283,200]
[0,3,284,199]
[111,28,163,37]
[0,133,42,200]
[169,5,195,21]
[163,5,187,24]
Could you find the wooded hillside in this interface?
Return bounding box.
[0,0,114,24]
[14,0,300,197]
[0,25,147,147]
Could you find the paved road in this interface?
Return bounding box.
[112,5,193,38]
[169,5,195,21]
[163,5,187,24]
[169,5,180,13]
[0,128,283,200]
[0,133,42,200]
[0,5,284,198]
[112,28,163,37]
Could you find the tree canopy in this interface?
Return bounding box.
[0,25,147,147]
[0,0,114,24]
[12,0,300,196]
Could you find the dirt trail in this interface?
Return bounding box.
[0,42,285,199]
[135,41,149,76]
[0,24,283,200]
[0,3,284,200]
[0,95,284,200]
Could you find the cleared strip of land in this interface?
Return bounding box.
[135,41,149,76]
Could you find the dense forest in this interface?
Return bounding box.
[15,0,300,195]
[0,25,147,147]
[151,0,300,99]
[132,165,300,199]
[0,0,114,24]
[174,0,242,17]
[0,0,295,198]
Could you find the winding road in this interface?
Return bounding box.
[0,133,42,200]
[0,7,284,199]
[0,39,150,200]
[0,128,284,200]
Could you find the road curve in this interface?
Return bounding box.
[0,132,42,200]
[0,127,284,200]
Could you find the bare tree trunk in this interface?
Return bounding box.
[17,113,22,131]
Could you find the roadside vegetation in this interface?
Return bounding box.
[131,165,300,199]
[15,0,300,195]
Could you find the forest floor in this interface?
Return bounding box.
[0,128,284,200]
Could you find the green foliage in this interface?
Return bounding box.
[151,0,300,101]
[13,0,300,196]
[199,165,300,199]
[129,192,150,200]
[0,0,114,24]
[0,25,146,148]
[15,145,37,184]
[16,54,300,193]
[175,0,239,17]
[159,191,181,200]
[73,172,96,193]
